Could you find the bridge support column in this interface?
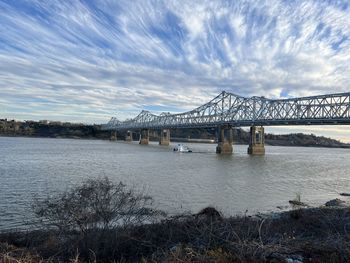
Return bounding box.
[248,126,265,155]
[139,129,149,145]
[159,129,170,145]
[110,130,117,141]
[125,130,133,142]
[216,125,233,154]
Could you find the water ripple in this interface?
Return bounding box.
[1,137,350,230]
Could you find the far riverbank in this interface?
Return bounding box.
[2,118,350,148]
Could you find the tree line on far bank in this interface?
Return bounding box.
[0,119,347,147]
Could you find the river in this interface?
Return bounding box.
[1,136,350,230]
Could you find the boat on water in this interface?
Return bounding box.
[173,144,192,153]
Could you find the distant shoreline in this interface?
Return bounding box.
[1,119,349,148]
[1,134,350,148]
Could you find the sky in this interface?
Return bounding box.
[1,0,350,141]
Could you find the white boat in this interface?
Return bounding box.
[173,144,192,153]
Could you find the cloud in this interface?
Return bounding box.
[0,0,350,140]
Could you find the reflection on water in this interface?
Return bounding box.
[1,136,350,229]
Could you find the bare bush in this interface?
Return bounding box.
[33,177,163,234]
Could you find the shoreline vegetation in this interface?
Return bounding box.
[1,178,350,262]
[1,118,349,148]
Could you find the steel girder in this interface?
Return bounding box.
[102,91,350,131]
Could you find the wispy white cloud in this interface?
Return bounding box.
[0,0,350,140]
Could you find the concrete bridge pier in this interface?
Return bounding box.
[110,130,117,141]
[125,130,133,142]
[139,129,149,145]
[159,129,170,145]
[216,125,233,154]
[248,126,265,155]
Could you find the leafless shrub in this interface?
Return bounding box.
[31,177,165,261]
[33,177,163,234]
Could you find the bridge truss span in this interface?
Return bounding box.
[104,91,350,131]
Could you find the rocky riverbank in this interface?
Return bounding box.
[1,205,350,262]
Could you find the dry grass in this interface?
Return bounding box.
[1,207,350,262]
[0,242,43,263]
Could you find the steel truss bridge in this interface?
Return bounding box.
[103,91,350,131]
